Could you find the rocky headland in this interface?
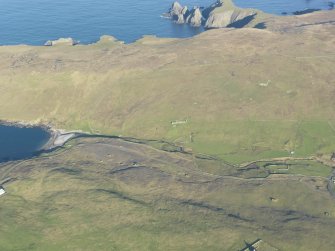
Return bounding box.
[166,0,262,28]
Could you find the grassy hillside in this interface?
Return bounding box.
[1,12,335,250]
[0,12,334,163]
[0,137,334,250]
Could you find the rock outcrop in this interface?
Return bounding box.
[44,38,79,46]
[169,1,183,16]
[181,6,189,16]
[169,2,189,24]
[205,9,256,28]
[167,2,203,26]
[186,7,203,27]
[166,0,259,29]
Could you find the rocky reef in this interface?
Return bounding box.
[167,1,203,26]
[166,0,259,29]
[186,7,203,27]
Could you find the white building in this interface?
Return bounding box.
[0,186,5,196]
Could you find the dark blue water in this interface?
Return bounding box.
[0,0,213,45]
[0,0,332,46]
[0,125,50,162]
[234,0,333,15]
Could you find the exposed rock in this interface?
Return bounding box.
[205,9,256,28]
[97,35,124,45]
[170,1,183,16]
[169,1,189,23]
[44,37,79,46]
[176,13,185,24]
[166,0,257,29]
[181,6,189,16]
[186,7,203,27]
[44,40,53,46]
[293,8,321,15]
[331,153,335,161]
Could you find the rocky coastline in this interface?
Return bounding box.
[165,0,259,29]
[44,37,79,46]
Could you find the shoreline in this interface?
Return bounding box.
[0,5,332,47]
[43,128,83,150]
[0,120,84,151]
[1,120,334,169]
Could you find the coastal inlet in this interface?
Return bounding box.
[0,123,78,163]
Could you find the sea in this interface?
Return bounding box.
[0,124,50,162]
[0,0,332,45]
